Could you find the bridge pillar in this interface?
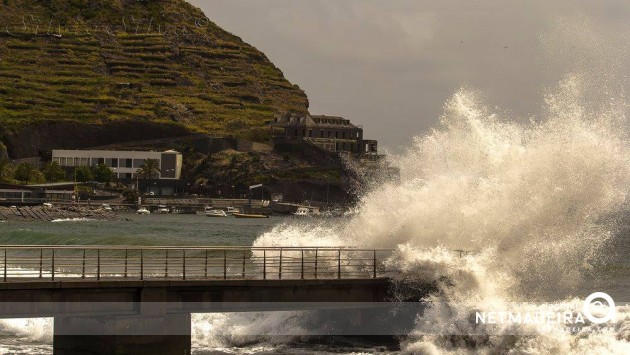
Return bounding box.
[54,288,191,355]
[53,313,191,355]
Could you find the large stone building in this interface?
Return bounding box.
[269,113,378,154]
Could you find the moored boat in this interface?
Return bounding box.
[233,212,269,219]
[292,206,320,217]
[136,208,150,215]
[226,206,242,215]
[155,205,170,214]
[206,209,228,217]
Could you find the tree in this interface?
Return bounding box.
[14,163,34,184]
[93,163,115,183]
[74,166,94,182]
[121,188,139,203]
[0,158,15,183]
[42,161,66,182]
[136,159,161,179]
[28,170,46,184]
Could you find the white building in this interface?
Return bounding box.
[52,149,183,180]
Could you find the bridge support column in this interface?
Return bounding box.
[53,313,191,355]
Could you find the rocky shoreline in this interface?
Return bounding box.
[0,206,117,222]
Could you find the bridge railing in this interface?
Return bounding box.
[0,246,396,282]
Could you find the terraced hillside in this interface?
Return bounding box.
[0,0,308,158]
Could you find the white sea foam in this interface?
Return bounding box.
[192,71,630,353]
[51,218,97,223]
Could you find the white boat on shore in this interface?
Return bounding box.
[137,208,151,215]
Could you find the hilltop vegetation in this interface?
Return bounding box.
[0,0,308,153]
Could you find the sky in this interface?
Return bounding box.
[189,0,630,150]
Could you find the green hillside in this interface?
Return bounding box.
[0,0,308,140]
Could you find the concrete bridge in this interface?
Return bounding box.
[0,246,397,354]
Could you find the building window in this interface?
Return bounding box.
[308,129,312,137]
[342,132,346,139]
[126,159,133,168]
[80,158,88,166]
[133,159,145,168]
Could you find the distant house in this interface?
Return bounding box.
[52,149,183,180]
[269,113,377,154]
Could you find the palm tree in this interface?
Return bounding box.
[136,159,161,179]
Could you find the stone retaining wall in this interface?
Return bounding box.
[0,206,116,222]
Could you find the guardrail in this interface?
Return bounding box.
[0,246,396,282]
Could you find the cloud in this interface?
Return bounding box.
[189,0,630,149]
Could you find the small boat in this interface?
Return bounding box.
[206,209,228,217]
[233,212,269,219]
[155,205,170,214]
[226,206,242,215]
[173,207,197,214]
[292,206,320,217]
[137,208,151,215]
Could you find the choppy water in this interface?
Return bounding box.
[0,214,280,247]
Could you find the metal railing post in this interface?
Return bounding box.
[373,250,377,278]
[300,249,304,280]
[3,249,6,282]
[51,249,55,281]
[165,250,169,278]
[124,249,128,278]
[242,250,246,279]
[204,250,208,278]
[97,249,101,281]
[39,249,43,279]
[223,250,227,280]
[140,249,144,280]
[278,248,282,280]
[337,249,341,279]
[182,249,186,280]
[263,250,266,280]
[82,249,86,279]
[314,249,318,279]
